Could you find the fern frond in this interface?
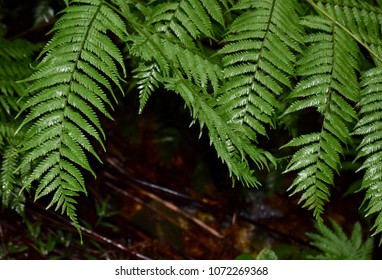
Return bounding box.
[307,219,373,259]
[17,0,126,233]
[130,33,223,93]
[281,16,359,223]
[125,0,281,187]
[165,78,275,187]
[310,0,382,64]
[217,0,303,143]
[127,20,275,187]
[163,39,223,92]
[0,145,24,212]
[0,121,27,215]
[0,38,39,116]
[353,67,382,241]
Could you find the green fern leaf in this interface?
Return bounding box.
[217,0,303,143]
[165,78,275,187]
[162,39,223,92]
[0,37,39,215]
[281,15,360,223]
[129,30,223,95]
[128,1,276,187]
[0,137,24,214]
[311,0,382,64]
[353,66,382,242]
[0,38,40,117]
[17,0,126,234]
[307,219,373,259]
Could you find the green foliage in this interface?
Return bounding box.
[218,0,302,142]
[0,123,25,215]
[127,0,275,187]
[255,248,278,260]
[235,248,278,260]
[307,220,374,260]
[2,0,382,247]
[15,0,126,237]
[0,38,40,117]
[354,67,382,239]
[281,14,360,224]
[0,36,39,214]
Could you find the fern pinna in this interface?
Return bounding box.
[16,0,126,236]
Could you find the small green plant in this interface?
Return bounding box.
[236,248,278,260]
[307,220,374,260]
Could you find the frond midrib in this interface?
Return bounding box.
[54,1,103,190]
[237,0,277,128]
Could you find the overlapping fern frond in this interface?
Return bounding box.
[0,38,40,117]
[281,16,360,223]
[166,78,275,187]
[125,0,276,187]
[0,37,39,214]
[217,0,302,143]
[0,122,26,215]
[354,67,382,239]
[130,0,226,91]
[310,0,382,64]
[16,0,126,234]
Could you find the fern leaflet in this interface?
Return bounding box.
[143,0,226,47]
[134,63,161,114]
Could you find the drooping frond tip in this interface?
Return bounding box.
[281,15,359,223]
